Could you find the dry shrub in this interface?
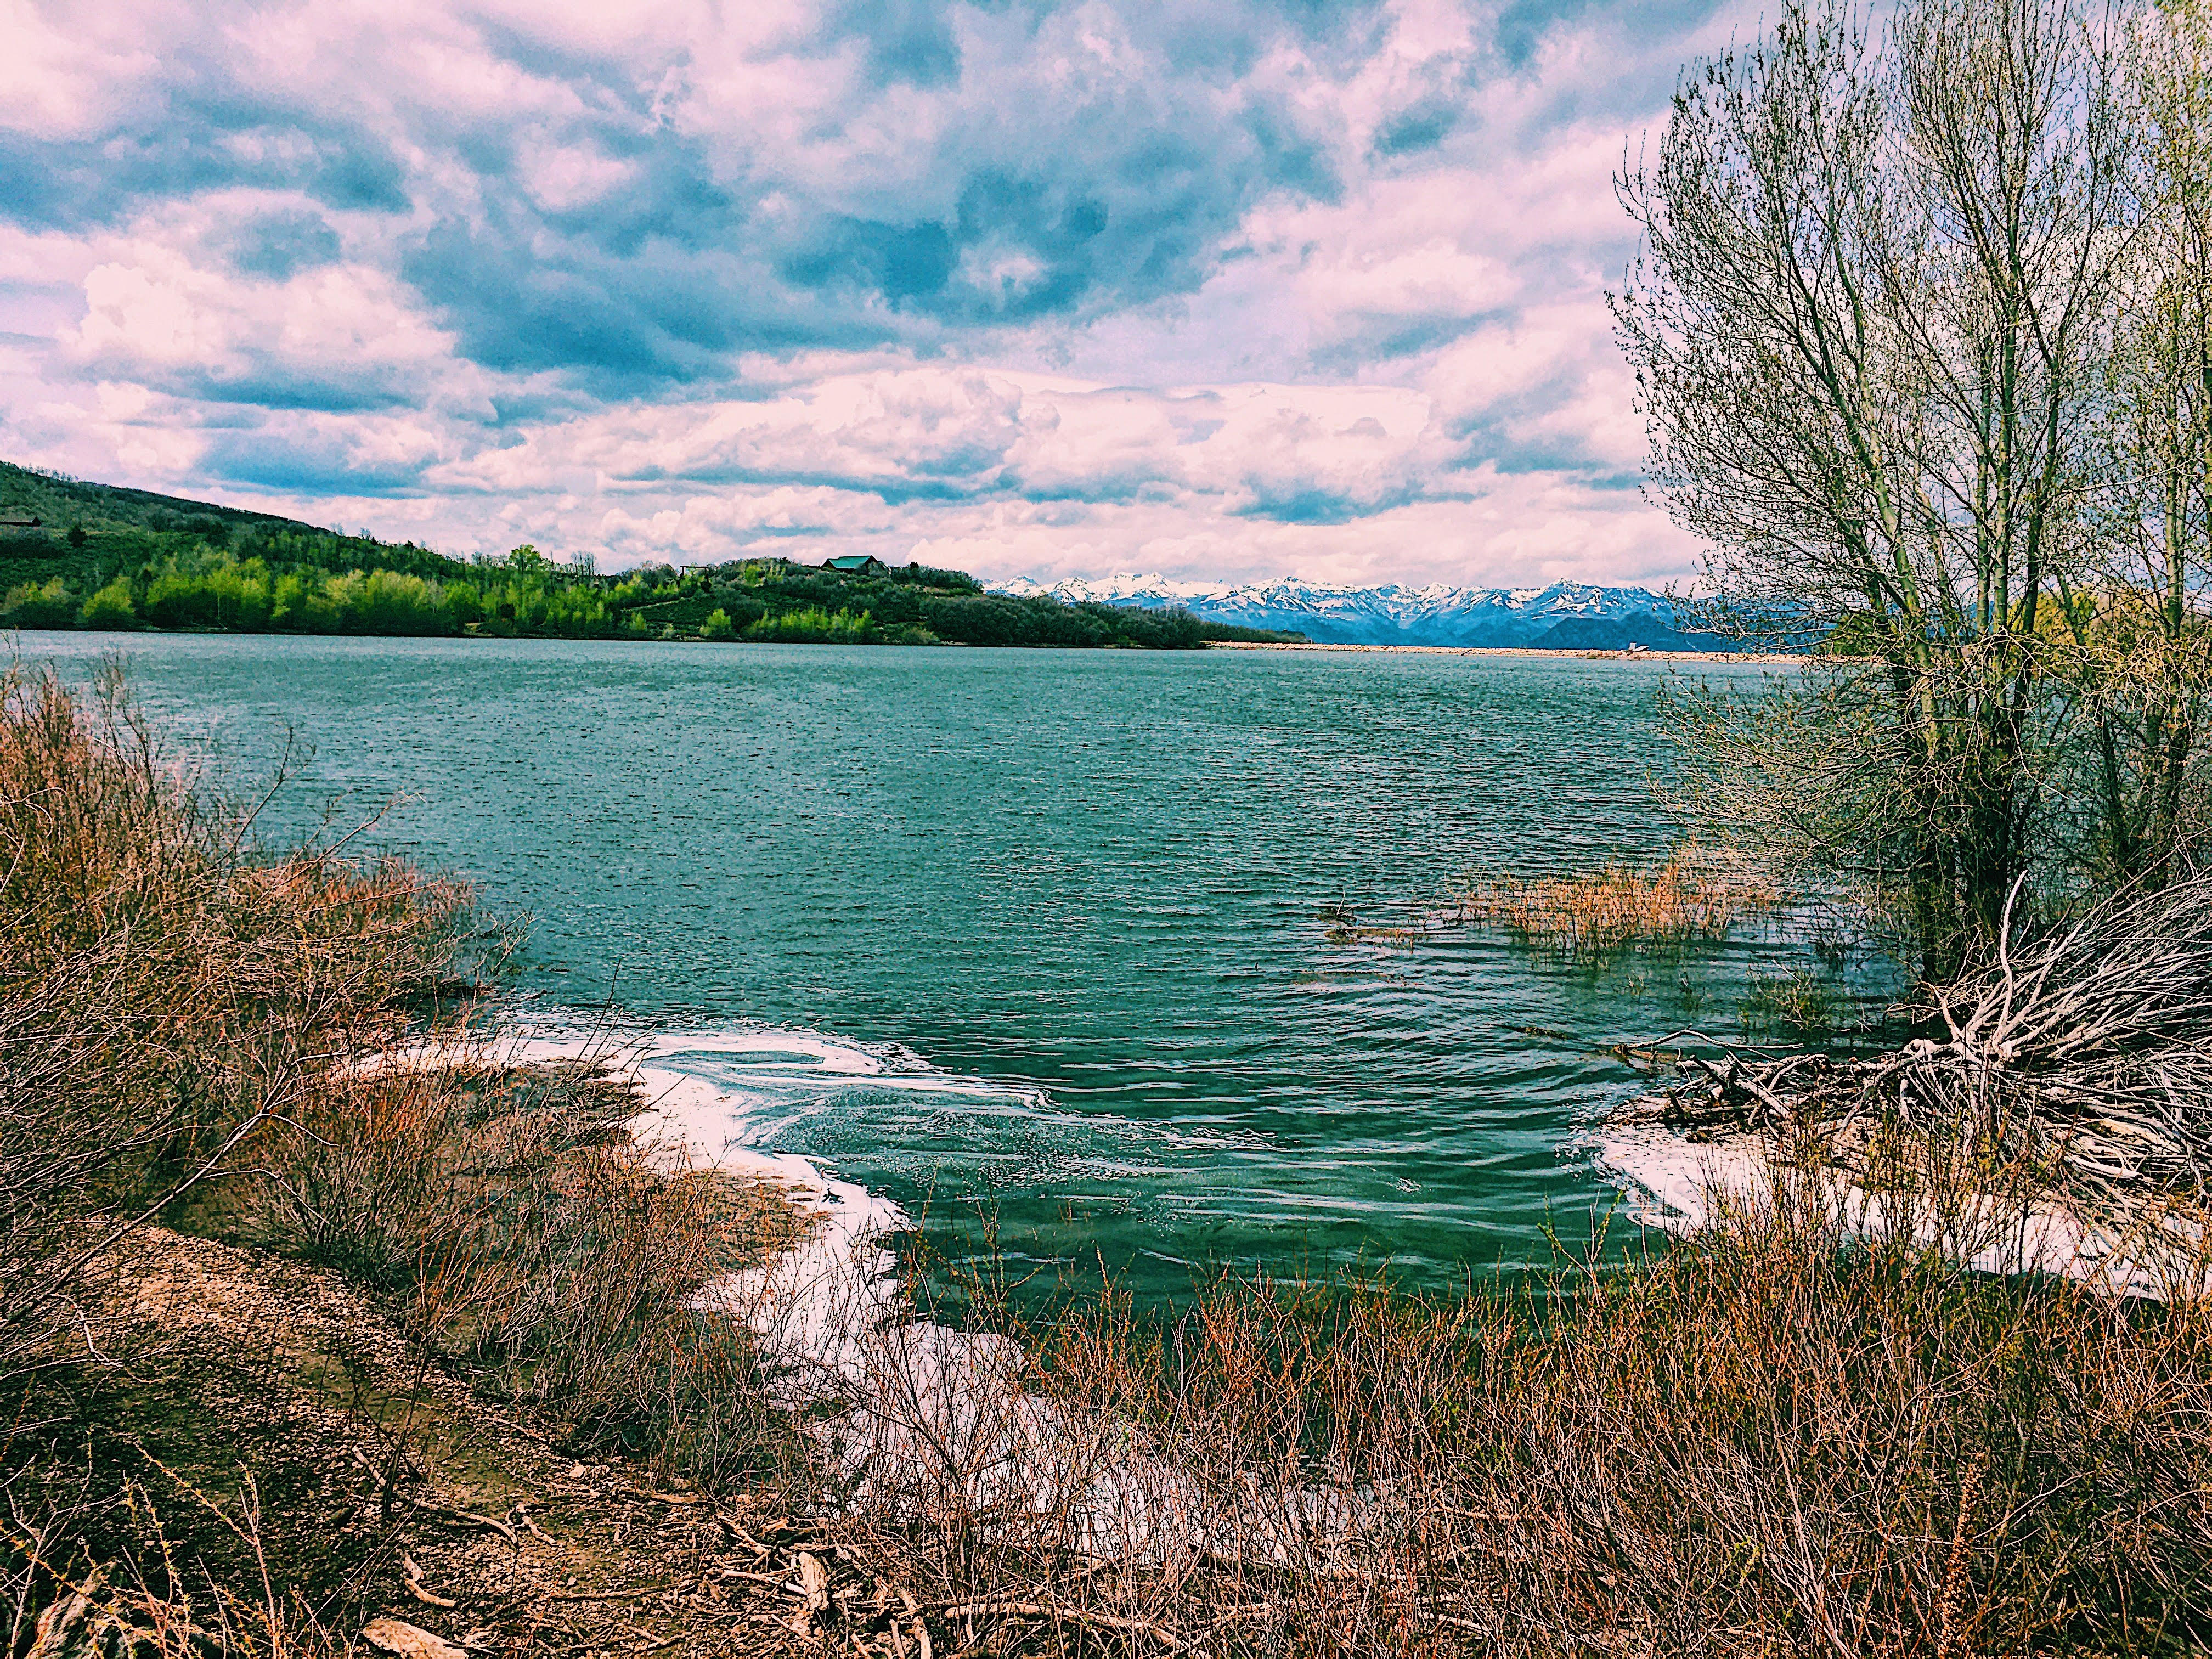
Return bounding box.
[1466,1194,2212,1654]
[1,660,803,1511]
[218,1051,808,1488]
[0,661,472,1379]
[1459,847,1776,956]
[803,1178,2212,1657]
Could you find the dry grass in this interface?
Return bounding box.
[9,1466,351,1659]
[3,1218,828,1659]
[1457,847,1778,957]
[1,662,808,1647]
[200,1054,810,1492]
[764,1180,2212,1657]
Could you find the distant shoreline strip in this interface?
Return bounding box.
[1205,641,1809,663]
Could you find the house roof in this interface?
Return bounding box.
[823,554,881,571]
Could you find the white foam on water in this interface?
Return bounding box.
[1595,1118,2212,1302]
[435,1020,1373,1563]
[439,1023,931,1375]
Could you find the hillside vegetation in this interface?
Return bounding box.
[0,460,1295,649]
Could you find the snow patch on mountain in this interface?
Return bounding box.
[994,574,1733,650]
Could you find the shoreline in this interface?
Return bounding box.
[16,624,1807,664]
[23,657,2212,1652]
[1204,639,1809,663]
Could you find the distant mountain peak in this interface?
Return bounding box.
[990,573,1730,650]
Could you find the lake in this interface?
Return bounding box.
[24,631,1801,1299]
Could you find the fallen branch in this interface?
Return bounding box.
[1635,873,2212,1206]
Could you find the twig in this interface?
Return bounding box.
[933,1602,1205,1656]
[900,1590,934,1659]
[410,1495,518,1542]
[724,1570,797,1592]
[715,1513,774,1556]
[404,1556,459,1609]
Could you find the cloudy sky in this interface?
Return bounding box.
[0,0,1743,588]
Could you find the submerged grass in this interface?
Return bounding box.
[1740,963,1842,1034]
[1458,847,1779,957]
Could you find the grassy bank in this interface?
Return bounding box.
[6,672,2211,1655]
[0,663,814,1648]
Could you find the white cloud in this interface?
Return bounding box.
[0,0,1762,589]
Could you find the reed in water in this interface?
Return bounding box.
[1455,847,1778,957]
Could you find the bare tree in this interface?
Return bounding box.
[1615,0,2146,976]
[2045,0,2212,887]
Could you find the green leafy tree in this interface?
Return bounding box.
[78,578,136,630]
[2,578,75,629]
[743,605,873,642]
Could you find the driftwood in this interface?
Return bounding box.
[1630,874,2212,1203]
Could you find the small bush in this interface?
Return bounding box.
[78,577,136,629]
[2,577,76,629]
[698,606,736,641]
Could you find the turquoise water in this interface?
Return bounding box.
[24,632,1799,1294]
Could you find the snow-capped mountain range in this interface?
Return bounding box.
[994,574,1733,651]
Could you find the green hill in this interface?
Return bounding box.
[0,460,1300,648]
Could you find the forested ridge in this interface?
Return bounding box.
[0,460,1295,649]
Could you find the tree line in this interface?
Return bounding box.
[0,518,1261,651]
